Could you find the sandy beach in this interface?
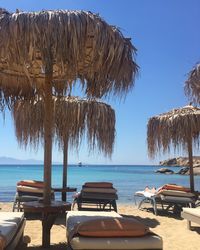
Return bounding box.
[0,202,199,250]
[0,2,199,250]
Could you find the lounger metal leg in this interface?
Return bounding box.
[138,198,148,210]
[112,200,117,212]
[187,220,192,230]
[13,194,20,212]
[161,201,164,210]
[71,197,77,210]
[134,195,138,206]
[152,197,157,215]
[12,201,16,212]
[138,199,144,210]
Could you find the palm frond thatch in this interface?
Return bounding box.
[185,63,200,104]
[147,105,200,158]
[12,96,115,157]
[0,9,138,99]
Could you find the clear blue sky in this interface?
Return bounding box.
[0,0,199,165]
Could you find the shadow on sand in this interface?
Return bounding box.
[24,212,66,226]
[19,242,69,250]
[138,206,184,220]
[120,213,160,228]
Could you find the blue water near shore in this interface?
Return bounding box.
[0,164,199,203]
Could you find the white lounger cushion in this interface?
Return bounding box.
[135,190,195,198]
[182,207,200,225]
[135,191,155,198]
[0,212,24,246]
[183,207,200,216]
[70,234,162,250]
[66,211,163,250]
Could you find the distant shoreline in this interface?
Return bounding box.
[0,164,159,166]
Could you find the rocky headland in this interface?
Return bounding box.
[159,156,200,167]
[156,156,200,175]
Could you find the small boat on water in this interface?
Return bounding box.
[78,162,82,167]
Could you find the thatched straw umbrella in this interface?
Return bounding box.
[12,96,115,201]
[185,63,200,104]
[147,105,200,192]
[0,9,138,204]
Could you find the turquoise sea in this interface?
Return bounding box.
[0,165,200,203]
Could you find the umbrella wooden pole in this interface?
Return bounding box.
[62,137,68,202]
[187,135,194,192]
[43,66,53,205]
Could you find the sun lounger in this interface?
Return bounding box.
[134,190,158,214]
[66,211,163,250]
[181,207,200,230]
[134,185,196,215]
[72,182,118,212]
[0,212,26,250]
[13,180,54,212]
